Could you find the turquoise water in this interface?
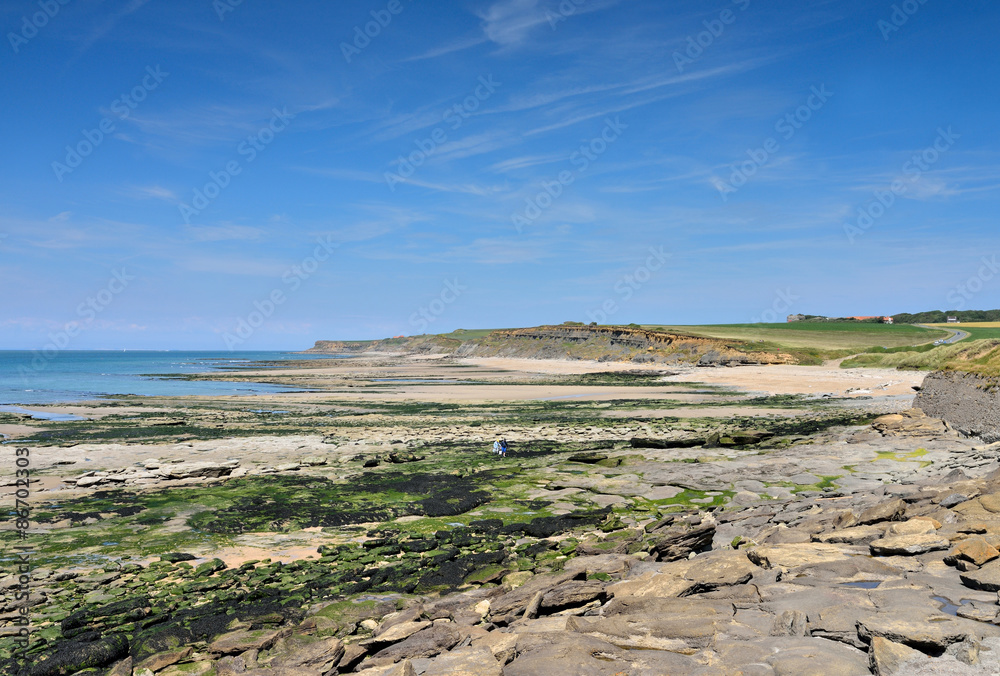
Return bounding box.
[0,351,345,405]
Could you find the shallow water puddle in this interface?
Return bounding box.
[932,596,972,616]
[0,405,85,421]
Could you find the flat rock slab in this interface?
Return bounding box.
[504,632,700,676]
[712,637,870,676]
[266,637,345,673]
[956,601,999,623]
[562,554,638,578]
[609,550,757,598]
[748,543,852,570]
[858,499,907,526]
[412,645,502,676]
[816,525,885,545]
[209,628,291,655]
[858,613,973,652]
[366,625,462,668]
[539,580,607,612]
[645,485,683,500]
[567,613,728,652]
[950,537,1000,566]
[366,621,432,646]
[960,559,1000,591]
[869,533,950,556]
[569,597,739,652]
[355,662,415,676]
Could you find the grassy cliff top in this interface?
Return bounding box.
[312,322,957,367]
[650,322,948,351]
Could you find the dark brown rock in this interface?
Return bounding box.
[646,523,715,562]
[538,581,607,613]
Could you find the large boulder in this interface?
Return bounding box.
[871,408,947,437]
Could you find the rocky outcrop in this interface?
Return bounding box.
[871,409,948,437]
[916,370,1000,442]
[453,325,797,365]
[63,460,243,489]
[307,334,460,356]
[308,325,798,364]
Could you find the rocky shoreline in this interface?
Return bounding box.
[7,408,1000,674]
[7,357,1000,675]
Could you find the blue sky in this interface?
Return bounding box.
[1,0,998,349]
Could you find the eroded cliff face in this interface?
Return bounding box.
[308,326,797,365]
[915,370,1000,442]
[453,325,796,366]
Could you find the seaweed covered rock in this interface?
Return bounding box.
[27,635,129,676]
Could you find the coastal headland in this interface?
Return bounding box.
[5,323,1000,675]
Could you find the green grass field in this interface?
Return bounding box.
[648,323,949,351]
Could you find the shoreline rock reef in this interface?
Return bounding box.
[6,355,1000,675]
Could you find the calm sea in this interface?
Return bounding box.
[0,351,344,406]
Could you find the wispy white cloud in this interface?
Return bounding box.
[418,131,515,165]
[478,0,621,46]
[179,256,291,277]
[403,35,489,62]
[126,185,178,202]
[74,0,153,54]
[295,165,505,197]
[479,0,549,45]
[382,175,506,196]
[488,153,566,173]
[522,61,774,137]
[186,224,265,242]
